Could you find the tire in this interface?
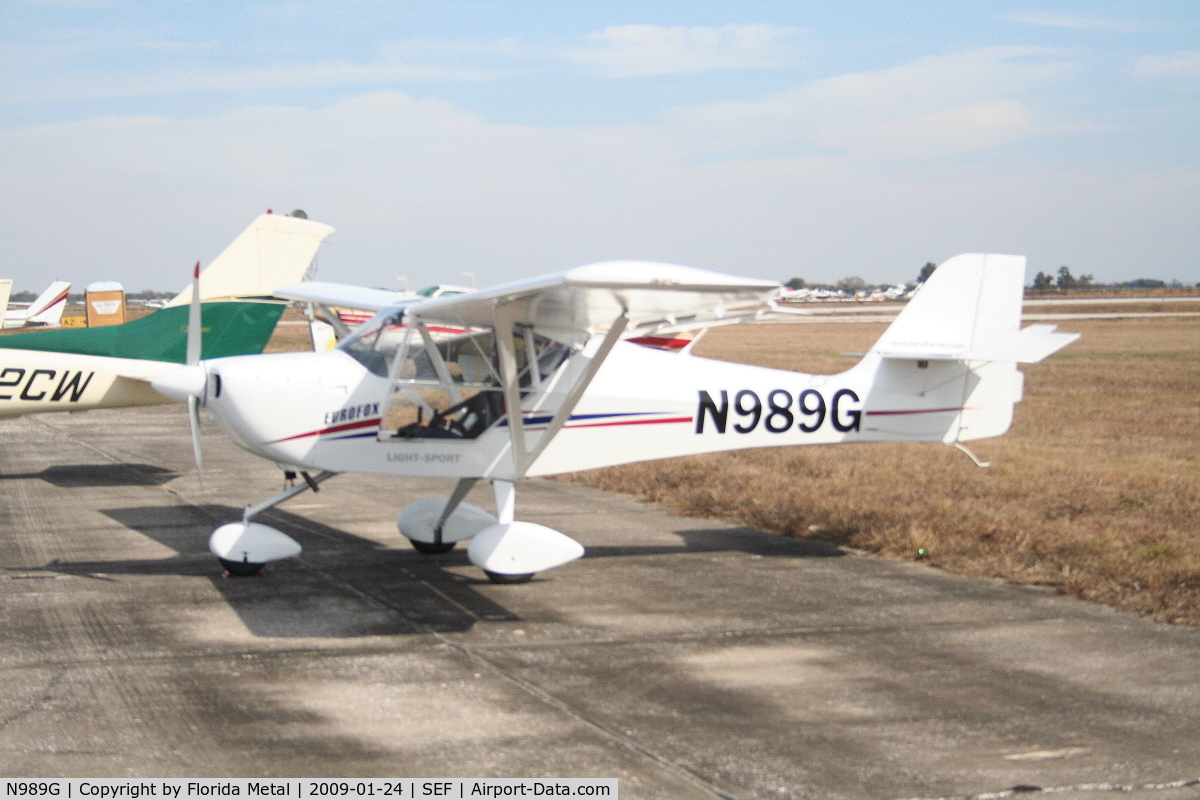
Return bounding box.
[410,539,456,555]
[484,571,534,584]
[219,558,265,577]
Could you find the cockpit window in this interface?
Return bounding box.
[379,323,571,440]
[338,306,408,377]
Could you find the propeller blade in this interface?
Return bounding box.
[188,394,203,486]
[186,260,202,366]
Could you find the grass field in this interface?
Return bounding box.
[559,312,1200,625]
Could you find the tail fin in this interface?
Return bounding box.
[0,280,12,317]
[5,280,72,327]
[872,254,1076,363]
[24,281,72,325]
[166,213,335,307]
[861,253,1078,445]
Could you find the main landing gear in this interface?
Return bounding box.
[209,472,583,583]
[398,478,584,583]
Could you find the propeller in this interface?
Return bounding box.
[186,261,204,484]
[149,261,209,487]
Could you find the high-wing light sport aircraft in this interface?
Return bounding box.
[0,212,333,419]
[152,252,1078,582]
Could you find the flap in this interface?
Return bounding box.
[879,323,1080,363]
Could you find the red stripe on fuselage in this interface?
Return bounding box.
[865,407,969,416]
[263,416,382,445]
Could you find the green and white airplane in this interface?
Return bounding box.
[0,212,333,419]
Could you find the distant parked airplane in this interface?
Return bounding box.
[3,280,72,328]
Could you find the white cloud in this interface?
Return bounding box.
[669,47,1077,159]
[3,24,802,105]
[1133,50,1200,78]
[999,12,1150,33]
[3,76,1193,295]
[0,54,517,104]
[559,24,804,78]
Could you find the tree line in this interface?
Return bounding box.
[785,262,1196,293]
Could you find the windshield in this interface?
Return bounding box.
[338,306,408,376]
[380,325,571,440]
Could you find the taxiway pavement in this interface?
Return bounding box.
[1,406,1198,799]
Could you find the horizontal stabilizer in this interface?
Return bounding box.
[879,324,1080,364]
[273,281,408,313]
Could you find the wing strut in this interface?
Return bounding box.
[493,302,530,474]
[490,303,629,478]
[524,314,628,469]
[416,321,463,405]
[432,477,480,544]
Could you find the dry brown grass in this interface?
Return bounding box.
[558,316,1200,625]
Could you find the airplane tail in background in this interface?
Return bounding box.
[0,211,336,364]
[0,280,11,317]
[25,280,72,326]
[4,280,71,328]
[858,253,1078,445]
[166,212,335,306]
[0,301,286,363]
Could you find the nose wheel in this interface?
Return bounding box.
[209,471,338,575]
[219,558,266,577]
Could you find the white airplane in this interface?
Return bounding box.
[152,252,1078,582]
[0,212,334,420]
[3,280,72,328]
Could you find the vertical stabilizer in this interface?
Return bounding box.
[8,280,72,327]
[166,213,335,306]
[861,253,1076,445]
[871,253,1025,360]
[0,280,12,318]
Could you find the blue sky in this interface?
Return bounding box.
[2,1,1197,292]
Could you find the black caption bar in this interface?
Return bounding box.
[1,781,617,799]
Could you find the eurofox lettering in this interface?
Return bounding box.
[323,402,381,426]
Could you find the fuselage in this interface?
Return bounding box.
[202,340,1016,481]
[0,350,171,418]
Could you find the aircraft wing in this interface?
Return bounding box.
[407,260,782,341]
[273,281,409,313]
